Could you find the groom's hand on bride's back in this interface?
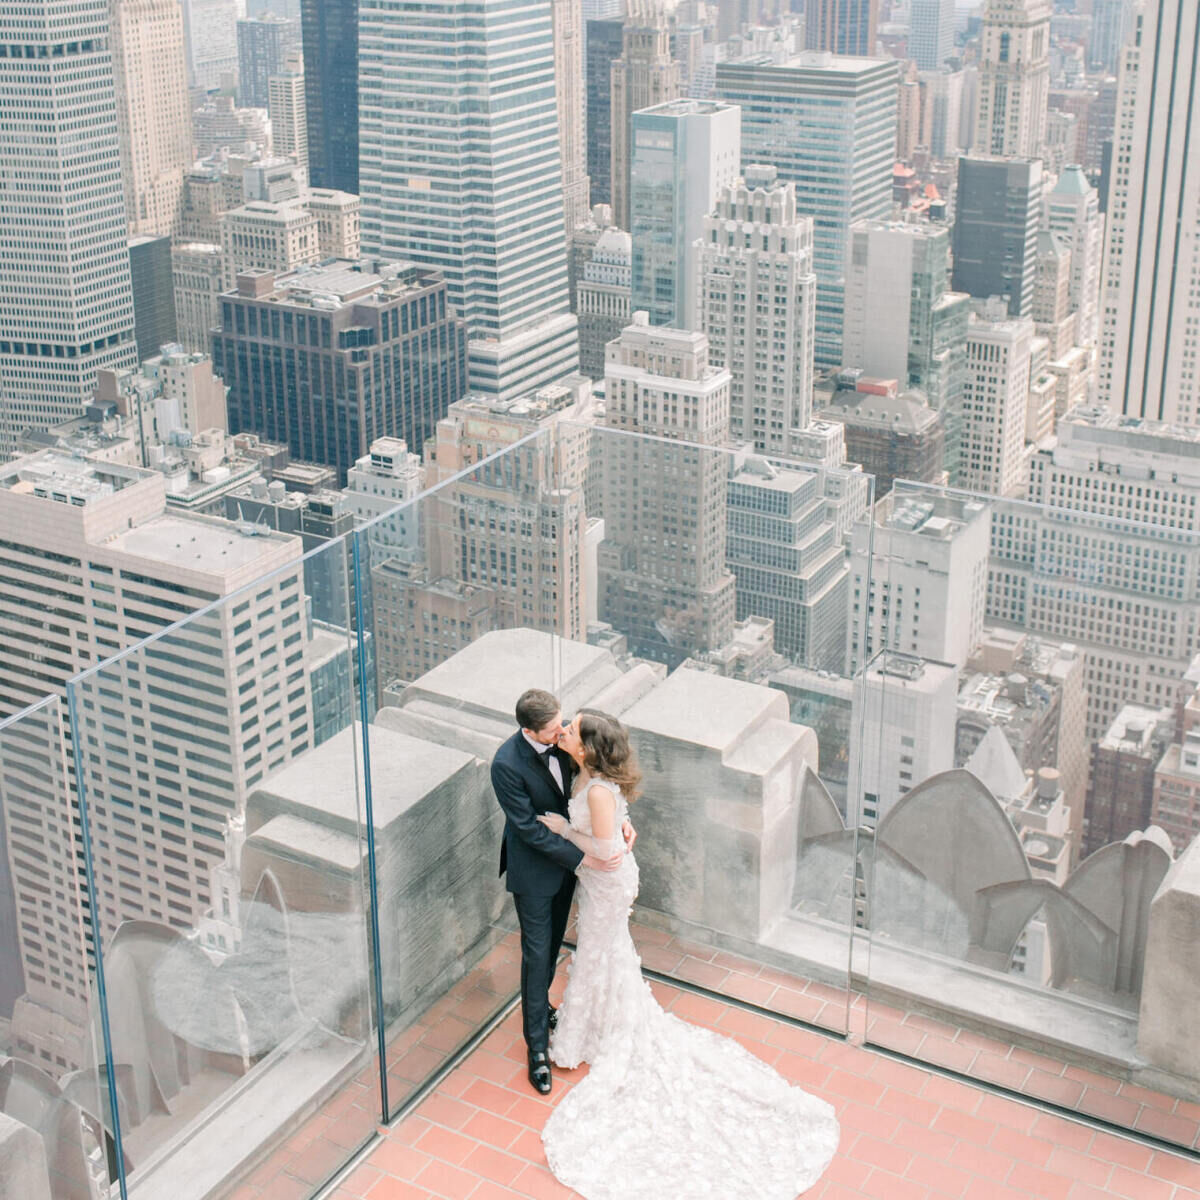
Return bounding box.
[583,849,623,872]
[622,818,637,852]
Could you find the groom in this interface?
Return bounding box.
[491,688,627,1094]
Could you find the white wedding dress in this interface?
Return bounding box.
[543,777,840,1199]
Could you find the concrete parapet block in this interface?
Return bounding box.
[0,1113,51,1200]
[1137,836,1200,1081]
[622,666,817,942]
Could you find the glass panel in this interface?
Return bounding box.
[860,478,1200,1147]
[0,696,112,1199]
[547,422,872,1037]
[67,536,377,1197]
[355,425,568,1119]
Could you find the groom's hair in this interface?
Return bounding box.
[516,688,560,732]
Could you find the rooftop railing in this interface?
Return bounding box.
[1,425,1197,1199]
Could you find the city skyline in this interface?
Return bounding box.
[1,0,1200,1193]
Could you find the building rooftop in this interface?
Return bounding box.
[819,385,940,434]
[0,452,151,502]
[108,513,297,573]
[1056,404,1200,455]
[1099,705,1173,755]
[880,493,988,537]
[724,49,894,74]
[231,258,438,310]
[638,98,738,117]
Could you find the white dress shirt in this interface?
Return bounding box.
[523,730,564,793]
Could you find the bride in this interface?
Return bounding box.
[535,710,840,1199]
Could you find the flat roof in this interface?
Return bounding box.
[109,513,296,573]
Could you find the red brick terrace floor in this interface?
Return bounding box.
[236,923,1200,1200]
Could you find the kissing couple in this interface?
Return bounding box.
[491,688,840,1198]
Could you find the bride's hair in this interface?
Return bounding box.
[578,710,642,802]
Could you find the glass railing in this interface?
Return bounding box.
[553,422,874,1039]
[352,429,569,1122]
[0,696,112,1200]
[857,479,1200,1134]
[65,535,379,1198]
[1,425,1198,1200]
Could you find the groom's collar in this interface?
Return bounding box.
[521,730,554,756]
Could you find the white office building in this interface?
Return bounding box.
[0,0,139,459]
[1098,0,1200,424]
[630,99,741,331]
[696,165,816,455]
[849,653,959,827]
[345,436,424,553]
[974,0,1051,159]
[848,490,991,673]
[1044,166,1104,353]
[0,453,312,1067]
[359,0,579,400]
[962,305,1035,498]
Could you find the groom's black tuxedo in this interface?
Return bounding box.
[491,730,584,1051]
[493,731,584,894]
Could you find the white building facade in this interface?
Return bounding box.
[0,0,139,459]
[359,0,579,400]
[1098,0,1200,424]
[696,165,817,456]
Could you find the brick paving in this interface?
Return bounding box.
[217,922,1200,1200]
[318,972,1200,1200]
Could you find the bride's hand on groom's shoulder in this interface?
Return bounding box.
[538,812,568,836]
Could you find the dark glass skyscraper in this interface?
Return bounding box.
[952,156,1042,320]
[302,0,358,193]
[128,235,179,361]
[214,261,467,483]
[586,18,624,207]
[805,0,879,56]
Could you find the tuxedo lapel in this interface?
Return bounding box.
[518,734,565,798]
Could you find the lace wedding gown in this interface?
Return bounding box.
[543,777,840,1199]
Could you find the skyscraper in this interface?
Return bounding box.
[268,52,308,180]
[577,230,633,379]
[630,100,741,330]
[129,236,179,362]
[0,452,312,1065]
[974,0,1050,159]
[585,19,625,207]
[1089,0,1134,74]
[215,261,467,483]
[610,0,681,229]
[360,0,579,399]
[553,0,591,236]
[919,68,966,158]
[1098,0,1200,424]
[952,156,1042,320]
[909,0,955,71]
[237,13,299,108]
[182,0,240,91]
[1044,165,1104,352]
[805,0,879,56]
[843,220,969,481]
[301,0,358,194]
[696,166,818,456]
[726,459,849,670]
[110,0,192,238]
[172,242,226,353]
[599,314,736,667]
[716,51,897,368]
[0,0,139,459]
[961,304,1034,497]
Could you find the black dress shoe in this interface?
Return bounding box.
[548,1005,558,1032]
[528,1049,552,1095]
